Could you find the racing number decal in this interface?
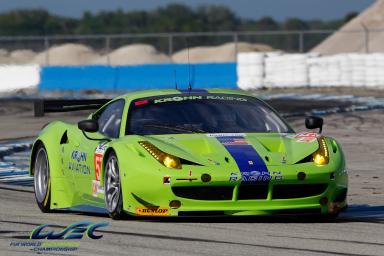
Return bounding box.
[94,143,108,181]
[94,153,103,181]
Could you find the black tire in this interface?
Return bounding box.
[104,152,125,219]
[33,144,51,213]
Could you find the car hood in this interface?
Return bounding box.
[140,132,320,166]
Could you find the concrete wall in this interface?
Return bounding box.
[3,53,384,94]
[0,65,40,93]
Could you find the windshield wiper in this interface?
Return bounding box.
[143,123,205,133]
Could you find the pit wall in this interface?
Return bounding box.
[2,53,384,93]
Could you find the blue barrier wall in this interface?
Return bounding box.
[39,63,237,91]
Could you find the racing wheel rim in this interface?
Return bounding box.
[105,155,121,213]
[34,147,49,203]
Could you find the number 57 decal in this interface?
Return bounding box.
[94,143,108,181]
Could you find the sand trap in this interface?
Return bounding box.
[31,43,100,65]
[93,44,171,65]
[172,42,274,63]
[312,0,384,55]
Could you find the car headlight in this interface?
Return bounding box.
[139,141,181,169]
[312,137,329,165]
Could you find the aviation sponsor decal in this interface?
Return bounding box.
[135,206,169,216]
[215,135,270,184]
[288,132,319,143]
[94,143,108,181]
[71,151,87,162]
[92,180,104,197]
[68,151,90,175]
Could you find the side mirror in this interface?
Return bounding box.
[78,120,99,133]
[305,116,323,133]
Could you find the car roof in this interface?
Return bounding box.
[114,88,255,102]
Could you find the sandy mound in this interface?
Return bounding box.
[312,0,384,55]
[93,44,171,65]
[9,50,36,64]
[31,43,99,65]
[172,42,274,63]
[0,41,273,65]
[0,49,11,64]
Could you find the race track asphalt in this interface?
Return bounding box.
[0,98,383,256]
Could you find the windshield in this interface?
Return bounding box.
[126,94,293,135]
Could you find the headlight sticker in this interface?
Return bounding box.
[163,176,171,185]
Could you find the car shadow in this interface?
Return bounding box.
[64,204,384,224]
[338,204,384,223]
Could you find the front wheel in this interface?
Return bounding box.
[33,144,51,212]
[104,152,125,219]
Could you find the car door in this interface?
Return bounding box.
[73,99,125,205]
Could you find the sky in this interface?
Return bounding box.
[0,0,375,21]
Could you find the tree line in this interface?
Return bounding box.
[0,4,357,52]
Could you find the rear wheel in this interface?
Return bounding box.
[33,145,51,212]
[104,152,125,219]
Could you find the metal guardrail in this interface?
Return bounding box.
[0,29,382,65]
[33,99,111,117]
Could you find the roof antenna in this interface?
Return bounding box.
[174,69,178,90]
[187,43,192,91]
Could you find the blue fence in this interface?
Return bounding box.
[39,63,237,91]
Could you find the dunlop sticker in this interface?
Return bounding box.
[135,207,169,216]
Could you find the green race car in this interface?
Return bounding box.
[30,89,348,219]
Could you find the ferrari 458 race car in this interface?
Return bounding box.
[30,89,348,219]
